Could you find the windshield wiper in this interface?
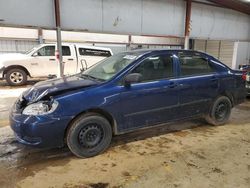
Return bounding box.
[80,74,105,82]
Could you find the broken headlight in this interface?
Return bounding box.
[22,100,58,115]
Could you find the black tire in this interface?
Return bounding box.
[66,113,112,158]
[6,68,27,86]
[205,96,232,126]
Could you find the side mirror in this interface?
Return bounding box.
[124,73,142,87]
[32,52,38,57]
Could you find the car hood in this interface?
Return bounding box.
[0,53,28,62]
[22,75,100,103]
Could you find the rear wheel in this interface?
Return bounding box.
[66,113,112,158]
[205,96,232,126]
[6,68,27,86]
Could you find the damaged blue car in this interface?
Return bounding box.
[10,50,246,158]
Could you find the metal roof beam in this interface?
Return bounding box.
[207,0,250,15]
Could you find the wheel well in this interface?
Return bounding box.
[64,108,118,143]
[87,109,117,134]
[221,91,234,107]
[3,65,30,77]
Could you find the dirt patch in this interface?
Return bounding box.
[186,162,199,169]
[88,183,109,188]
[62,183,109,188]
[189,151,207,160]
[122,171,131,177]
[212,167,223,173]
[172,130,190,137]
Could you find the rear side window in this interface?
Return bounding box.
[62,46,71,56]
[178,52,214,76]
[78,48,111,57]
[132,54,174,82]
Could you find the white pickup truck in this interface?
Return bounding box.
[0,43,113,85]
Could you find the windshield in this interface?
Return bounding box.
[82,52,141,81]
[24,45,41,55]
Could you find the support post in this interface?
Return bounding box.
[127,35,132,50]
[54,0,63,78]
[38,28,44,44]
[184,0,192,50]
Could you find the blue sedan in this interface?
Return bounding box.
[10,50,246,157]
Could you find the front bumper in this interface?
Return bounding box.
[9,111,73,148]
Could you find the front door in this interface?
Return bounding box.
[120,53,180,131]
[30,45,58,77]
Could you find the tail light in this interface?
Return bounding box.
[242,72,250,81]
[242,73,246,81]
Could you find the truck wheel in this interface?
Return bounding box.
[6,68,27,86]
[66,113,112,158]
[205,96,232,126]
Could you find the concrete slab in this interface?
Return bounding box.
[0,88,28,127]
[0,97,249,188]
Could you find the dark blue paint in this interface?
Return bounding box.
[9,50,246,148]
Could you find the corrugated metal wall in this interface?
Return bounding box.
[234,42,250,69]
[194,40,206,52]
[194,39,234,68]
[0,40,128,55]
[219,41,235,67]
[94,43,127,54]
[1,0,250,40]
[0,40,38,54]
[94,44,182,54]
[190,3,250,41]
[206,41,220,58]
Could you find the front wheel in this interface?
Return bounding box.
[66,113,112,158]
[6,68,27,86]
[205,96,232,126]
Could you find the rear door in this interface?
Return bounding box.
[175,51,219,117]
[62,45,78,75]
[119,52,180,131]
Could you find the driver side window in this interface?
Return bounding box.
[131,54,174,82]
[36,46,55,56]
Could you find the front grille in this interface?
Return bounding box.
[18,96,27,108]
[14,96,28,113]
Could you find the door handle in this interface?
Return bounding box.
[49,58,55,61]
[67,58,74,61]
[31,63,38,65]
[210,76,218,82]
